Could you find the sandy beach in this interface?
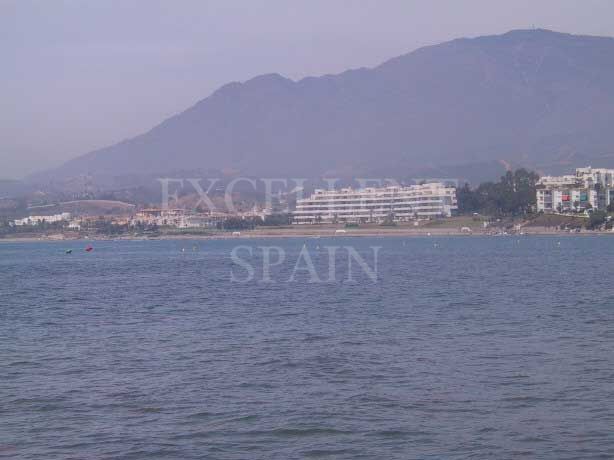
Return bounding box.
[1,223,612,243]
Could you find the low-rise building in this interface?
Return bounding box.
[133,209,234,228]
[67,219,82,230]
[182,213,229,228]
[134,208,185,226]
[293,183,457,224]
[13,212,71,226]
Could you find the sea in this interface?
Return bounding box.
[1,236,614,459]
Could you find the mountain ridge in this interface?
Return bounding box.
[32,28,614,186]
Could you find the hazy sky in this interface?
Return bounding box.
[3,0,614,179]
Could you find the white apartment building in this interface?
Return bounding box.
[538,175,578,188]
[13,213,71,226]
[537,167,614,213]
[134,209,187,227]
[293,183,457,224]
[133,209,231,228]
[575,167,614,188]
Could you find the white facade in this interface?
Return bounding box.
[537,167,614,213]
[293,183,457,224]
[133,209,231,228]
[134,209,184,227]
[538,175,578,188]
[13,213,71,226]
[67,220,81,230]
[575,167,614,188]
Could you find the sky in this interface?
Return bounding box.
[2,0,614,180]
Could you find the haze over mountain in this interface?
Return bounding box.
[35,29,614,186]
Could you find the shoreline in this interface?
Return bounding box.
[1,226,613,243]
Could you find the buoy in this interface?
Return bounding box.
[85,245,93,252]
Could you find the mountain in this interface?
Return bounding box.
[0,179,34,198]
[34,29,614,186]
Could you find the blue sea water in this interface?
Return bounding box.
[1,236,614,459]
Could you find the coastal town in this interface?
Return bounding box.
[2,166,614,240]
[6,10,614,459]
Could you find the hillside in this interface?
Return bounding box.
[34,29,614,186]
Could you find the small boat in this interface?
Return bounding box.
[85,245,94,252]
[65,249,73,254]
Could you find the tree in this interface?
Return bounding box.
[457,183,480,214]
[218,217,263,230]
[588,210,607,230]
[262,213,292,226]
[457,169,540,217]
